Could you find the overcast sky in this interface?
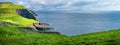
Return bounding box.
[1,0,120,12]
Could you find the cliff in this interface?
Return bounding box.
[0,2,120,45]
[16,9,37,20]
[0,2,54,31]
[0,2,38,26]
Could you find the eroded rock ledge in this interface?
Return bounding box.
[0,22,60,34]
[0,2,60,34]
[16,9,37,20]
[15,9,60,34]
[16,9,54,31]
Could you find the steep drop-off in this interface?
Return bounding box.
[16,9,37,20]
[0,2,38,26]
[0,2,120,45]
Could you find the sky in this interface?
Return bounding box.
[1,0,120,12]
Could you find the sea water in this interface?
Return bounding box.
[37,11,120,36]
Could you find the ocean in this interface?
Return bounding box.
[37,11,120,36]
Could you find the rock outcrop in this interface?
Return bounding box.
[0,2,60,34]
[32,23,54,30]
[16,9,54,31]
[16,9,37,20]
[15,8,56,32]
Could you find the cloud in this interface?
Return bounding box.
[1,0,120,12]
[81,0,120,11]
[27,0,98,11]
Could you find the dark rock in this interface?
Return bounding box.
[16,9,37,20]
[38,23,49,25]
[19,27,38,33]
[31,10,37,16]
[32,23,54,30]
[35,27,54,30]
[39,32,60,34]
[20,27,36,31]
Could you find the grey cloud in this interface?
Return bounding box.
[1,0,120,11]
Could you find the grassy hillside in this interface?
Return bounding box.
[0,23,120,45]
[0,24,67,45]
[0,3,38,26]
[0,2,120,45]
[71,30,120,45]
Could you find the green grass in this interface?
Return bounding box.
[0,14,38,26]
[0,2,120,45]
[0,24,120,45]
[0,3,38,26]
[0,25,68,45]
[70,30,120,45]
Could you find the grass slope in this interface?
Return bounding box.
[0,3,38,26]
[0,25,67,45]
[0,24,120,45]
[0,2,120,45]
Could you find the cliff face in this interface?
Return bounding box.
[0,2,55,32]
[16,9,37,20]
[0,2,38,26]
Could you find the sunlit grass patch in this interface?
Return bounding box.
[0,3,38,26]
[0,14,38,26]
